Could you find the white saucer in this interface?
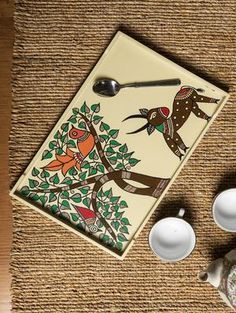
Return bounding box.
[213,188,236,232]
[149,217,196,262]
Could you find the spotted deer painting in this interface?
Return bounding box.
[124,86,219,159]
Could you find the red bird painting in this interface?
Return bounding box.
[44,126,95,175]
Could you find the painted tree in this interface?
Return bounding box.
[19,102,169,251]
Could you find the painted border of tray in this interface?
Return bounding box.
[10,31,229,260]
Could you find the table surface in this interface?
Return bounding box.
[0,0,13,312]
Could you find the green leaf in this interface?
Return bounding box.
[79,186,90,195]
[60,190,69,199]
[108,156,117,165]
[20,186,30,196]
[49,140,57,149]
[116,242,123,251]
[104,188,112,198]
[116,152,123,159]
[72,108,80,115]
[115,211,124,219]
[29,193,40,201]
[56,148,64,155]
[105,147,115,156]
[32,167,40,176]
[42,150,53,160]
[81,161,90,169]
[121,217,131,225]
[124,152,134,159]
[71,213,79,222]
[110,196,120,203]
[115,163,125,170]
[61,177,72,185]
[117,233,128,242]
[79,172,87,181]
[88,167,97,176]
[89,150,96,160]
[61,200,70,209]
[67,140,76,148]
[99,234,110,242]
[96,219,103,228]
[78,121,86,129]
[39,195,47,206]
[61,134,68,144]
[68,167,78,176]
[82,197,91,208]
[104,203,110,210]
[91,103,100,113]
[68,115,77,124]
[119,144,128,153]
[120,201,128,209]
[100,122,110,132]
[51,204,58,214]
[80,102,90,114]
[61,122,69,132]
[99,134,109,142]
[97,164,104,173]
[109,129,119,138]
[49,193,57,202]
[39,182,49,189]
[129,158,140,167]
[28,179,39,188]
[71,193,81,203]
[93,115,103,125]
[40,170,50,178]
[54,130,61,139]
[110,140,121,147]
[120,225,129,234]
[49,173,60,184]
[111,221,120,231]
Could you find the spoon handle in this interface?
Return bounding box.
[121,78,181,89]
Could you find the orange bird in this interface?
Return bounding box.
[44,126,95,176]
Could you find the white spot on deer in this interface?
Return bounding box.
[201,98,203,100]
[176,124,179,127]
[185,107,188,110]
[176,138,178,141]
[176,108,179,111]
[185,101,188,104]
[173,116,176,119]
[198,113,200,116]
[193,106,196,109]
[167,137,170,141]
[194,96,196,98]
[171,145,174,147]
[177,102,179,105]
[182,116,185,118]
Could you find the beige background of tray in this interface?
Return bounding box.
[10,0,235,312]
[11,32,228,258]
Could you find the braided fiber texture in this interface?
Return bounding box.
[10,0,236,312]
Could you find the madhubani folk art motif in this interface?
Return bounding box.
[19,103,170,251]
[124,86,219,159]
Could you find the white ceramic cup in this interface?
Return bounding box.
[213,188,236,232]
[149,208,196,262]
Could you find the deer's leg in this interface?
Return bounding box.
[163,133,184,160]
[192,93,220,103]
[192,103,211,121]
[172,132,189,153]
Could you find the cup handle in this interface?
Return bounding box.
[176,208,185,218]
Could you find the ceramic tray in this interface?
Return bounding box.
[11,31,229,259]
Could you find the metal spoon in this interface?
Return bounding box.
[93,78,181,97]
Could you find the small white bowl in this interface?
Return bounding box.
[213,188,236,232]
[149,212,196,262]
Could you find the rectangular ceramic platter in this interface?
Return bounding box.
[11,32,229,260]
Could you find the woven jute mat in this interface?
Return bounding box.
[10,1,236,312]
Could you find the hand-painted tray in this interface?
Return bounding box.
[11,31,229,260]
